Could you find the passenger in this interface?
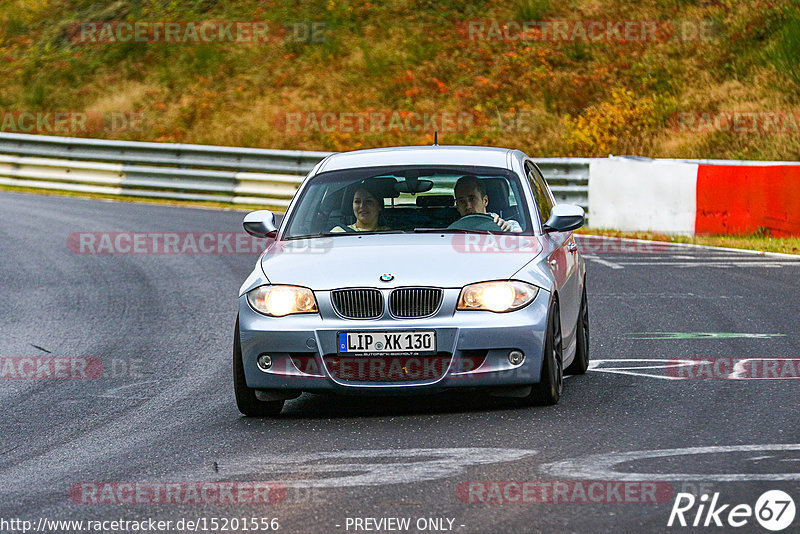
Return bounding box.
[454,175,522,232]
[331,185,391,232]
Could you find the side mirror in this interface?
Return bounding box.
[243,210,277,238]
[543,204,585,233]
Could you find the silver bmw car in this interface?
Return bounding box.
[234,145,589,415]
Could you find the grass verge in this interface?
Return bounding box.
[577,228,800,256]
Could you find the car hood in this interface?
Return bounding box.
[260,233,542,290]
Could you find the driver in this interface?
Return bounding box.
[454,175,522,232]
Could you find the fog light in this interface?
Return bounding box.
[257,353,273,371]
[508,350,525,365]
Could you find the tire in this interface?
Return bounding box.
[233,316,284,416]
[524,299,563,406]
[565,281,589,375]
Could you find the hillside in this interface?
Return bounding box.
[1,0,798,159]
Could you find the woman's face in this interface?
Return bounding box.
[352,188,381,228]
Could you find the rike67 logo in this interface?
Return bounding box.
[668,490,796,531]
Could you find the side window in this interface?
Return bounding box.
[525,161,554,225]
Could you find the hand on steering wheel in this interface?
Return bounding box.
[490,214,514,231]
[448,213,506,232]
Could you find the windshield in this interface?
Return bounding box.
[283,165,533,239]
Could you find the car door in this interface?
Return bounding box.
[525,161,581,349]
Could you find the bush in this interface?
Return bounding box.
[562,88,662,157]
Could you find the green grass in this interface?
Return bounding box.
[515,0,552,21]
[577,228,800,256]
[768,12,800,90]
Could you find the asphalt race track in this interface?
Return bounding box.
[1,190,799,533]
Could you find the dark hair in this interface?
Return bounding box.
[455,175,486,197]
[353,185,383,207]
[358,179,388,199]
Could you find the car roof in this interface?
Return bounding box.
[315,145,519,173]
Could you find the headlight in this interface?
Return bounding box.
[457,281,539,313]
[247,285,318,317]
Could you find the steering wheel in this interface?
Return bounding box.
[447,213,501,232]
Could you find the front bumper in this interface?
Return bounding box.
[237,288,550,395]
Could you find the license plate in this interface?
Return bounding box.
[338,331,436,355]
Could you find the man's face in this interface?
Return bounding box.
[455,184,488,216]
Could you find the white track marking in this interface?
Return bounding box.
[727,358,800,380]
[613,262,797,268]
[204,448,538,488]
[600,255,794,261]
[624,332,785,339]
[588,359,698,380]
[583,254,624,269]
[578,234,800,260]
[540,445,800,481]
[591,358,800,380]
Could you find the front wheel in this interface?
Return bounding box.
[233,316,284,416]
[565,281,589,375]
[523,299,563,406]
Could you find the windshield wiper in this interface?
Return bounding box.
[413,228,495,234]
[286,230,406,240]
[284,232,346,240]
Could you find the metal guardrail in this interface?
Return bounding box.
[534,159,591,209]
[0,132,590,211]
[0,132,330,172]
